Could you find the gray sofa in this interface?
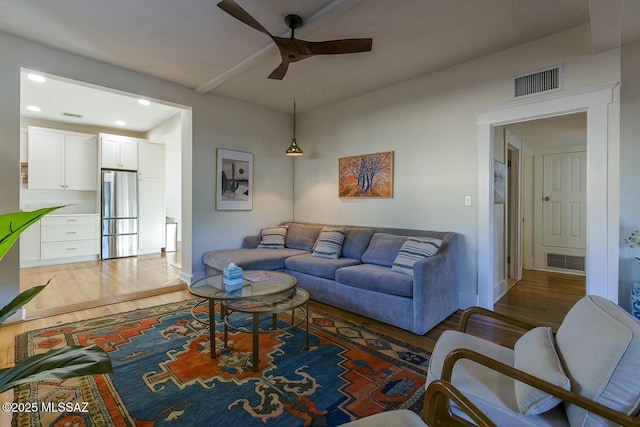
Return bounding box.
[202,222,461,335]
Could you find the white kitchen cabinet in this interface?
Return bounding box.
[40,215,100,261]
[100,133,140,170]
[28,127,98,191]
[138,141,166,254]
[138,141,165,179]
[138,177,165,254]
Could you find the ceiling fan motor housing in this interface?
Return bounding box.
[284,14,303,30]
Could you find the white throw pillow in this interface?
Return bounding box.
[257,226,288,249]
[514,326,570,415]
[312,227,345,259]
[391,237,442,276]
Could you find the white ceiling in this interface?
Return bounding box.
[20,71,181,132]
[3,0,639,132]
[506,113,587,148]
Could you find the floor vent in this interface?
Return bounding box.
[547,253,585,272]
[513,66,562,98]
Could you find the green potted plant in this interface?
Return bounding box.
[0,207,113,393]
[625,229,640,320]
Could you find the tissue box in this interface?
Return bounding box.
[223,264,243,290]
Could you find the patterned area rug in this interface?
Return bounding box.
[13,299,429,426]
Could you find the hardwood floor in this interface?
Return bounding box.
[19,251,184,319]
[0,266,585,425]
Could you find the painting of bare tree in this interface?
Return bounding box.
[338,151,394,198]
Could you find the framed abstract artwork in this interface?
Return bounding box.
[494,160,506,204]
[338,151,394,198]
[216,148,253,210]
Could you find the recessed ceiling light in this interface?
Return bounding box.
[27,73,46,83]
[138,99,151,106]
[27,105,41,112]
[115,120,126,126]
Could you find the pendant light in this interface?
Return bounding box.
[286,99,303,156]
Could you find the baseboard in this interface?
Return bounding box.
[458,292,478,310]
[4,308,26,324]
[179,271,193,284]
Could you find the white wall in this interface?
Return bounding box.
[0,31,293,306]
[293,25,620,306]
[619,39,640,311]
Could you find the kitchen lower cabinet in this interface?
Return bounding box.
[35,215,100,264]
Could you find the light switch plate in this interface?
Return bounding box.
[464,196,472,206]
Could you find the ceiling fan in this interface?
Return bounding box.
[217,0,373,80]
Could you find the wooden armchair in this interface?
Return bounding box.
[339,378,496,427]
[427,296,640,426]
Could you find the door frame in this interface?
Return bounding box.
[476,82,619,308]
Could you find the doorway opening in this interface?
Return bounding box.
[495,113,588,305]
[18,69,191,318]
[476,83,618,309]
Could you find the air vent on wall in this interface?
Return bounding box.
[513,65,562,98]
[60,111,83,119]
[546,253,585,272]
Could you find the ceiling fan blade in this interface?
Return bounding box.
[217,0,272,37]
[268,61,290,80]
[297,38,373,56]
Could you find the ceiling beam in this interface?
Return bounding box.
[194,0,367,94]
[589,0,622,53]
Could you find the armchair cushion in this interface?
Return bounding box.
[514,327,570,416]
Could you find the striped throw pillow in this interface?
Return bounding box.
[391,237,442,276]
[257,226,288,249]
[312,227,346,259]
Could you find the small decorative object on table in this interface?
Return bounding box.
[223,262,243,291]
[625,229,640,320]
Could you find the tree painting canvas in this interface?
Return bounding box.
[338,151,394,198]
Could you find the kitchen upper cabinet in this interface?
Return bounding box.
[100,133,139,170]
[28,127,98,191]
[138,141,165,179]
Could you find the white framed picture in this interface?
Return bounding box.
[216,148,253,210]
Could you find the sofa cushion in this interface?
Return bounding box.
[341,228,374,261]
[312,227,346,259]
[555,295,640,426]
[361,233,408,267]
[335,264,413,297]
[285,253,361,280]
[257,226,288,249]
[391,237,442,276]
[285,223,323,251]
[514,327,570,416]
[202,248,309,272]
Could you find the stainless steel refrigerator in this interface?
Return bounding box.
[101,170,138,259]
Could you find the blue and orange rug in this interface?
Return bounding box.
[13,299,429,426]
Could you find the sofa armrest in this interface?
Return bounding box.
[441,348,640,426]
[411,232,460,334]
[242,235,261,249]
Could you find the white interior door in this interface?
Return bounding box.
[541,151,587,250]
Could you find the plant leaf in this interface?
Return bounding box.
[0,278,53,325]
[0,206,64,261]
[0,345,113,394]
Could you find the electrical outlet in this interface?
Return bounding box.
[464,196,472,206]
